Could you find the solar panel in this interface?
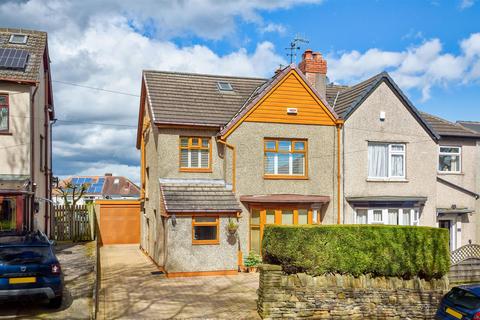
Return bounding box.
[71,178,79,184]
[0,48,29,70]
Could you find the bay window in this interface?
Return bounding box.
[354,208,419,226]
[368,143,405,179]
[264,139,307,178]
[438,146,461,173]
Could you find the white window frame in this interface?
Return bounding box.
[438,145,462,173]
[354,208,419,226]
[368,142,406,179]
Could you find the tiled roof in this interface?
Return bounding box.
[457,121,480,134]
[143,70,266,126]
[160,182,241,213]
[420,112,480,138]
[0,28,47,83]
[103,176,140,197]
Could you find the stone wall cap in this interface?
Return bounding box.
[259,264,283,271]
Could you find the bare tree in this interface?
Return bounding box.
[57,182,90,241]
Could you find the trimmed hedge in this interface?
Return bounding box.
[262,225,450,280]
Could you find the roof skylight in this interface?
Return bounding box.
[217,81,233,91]
[9,34,28,45]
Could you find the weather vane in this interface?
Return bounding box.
[285,34,309,64]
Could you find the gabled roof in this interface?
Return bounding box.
[54,175,140,197]
[142,70,266,127]
[457,121,480,134]
[327,72,440,140]
[0,28,47,83]
[218,64,339,138]
[420,113,480,138]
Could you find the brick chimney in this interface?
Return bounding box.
[298,49,327,100]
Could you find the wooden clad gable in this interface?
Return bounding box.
[244,69,337,126]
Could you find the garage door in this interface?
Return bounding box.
[97,200,140,245]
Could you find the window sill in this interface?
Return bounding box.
[264,175,309,180]
[437,171,464,176]
[180,168,213,173]
[366,178,409,183]
[0,131,12,136]
[192,241,219,245]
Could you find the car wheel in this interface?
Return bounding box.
[47,296,63,309]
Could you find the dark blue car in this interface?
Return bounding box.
[0,231,64,308]
[436,284,480,320]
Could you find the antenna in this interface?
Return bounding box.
[285,33,309,64]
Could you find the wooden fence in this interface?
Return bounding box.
[449,244,480,285]
[52,205,94,241]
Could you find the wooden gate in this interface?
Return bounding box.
[449,244,480,285]
[95,200,140,245]
[53,205,94,241]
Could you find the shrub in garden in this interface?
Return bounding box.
[262,225,450,280]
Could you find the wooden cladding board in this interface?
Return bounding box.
[244,71,336,126]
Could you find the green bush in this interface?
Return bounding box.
[262,225,450,280]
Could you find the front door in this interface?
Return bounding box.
[439,220,454,251]
[250,207,319,254]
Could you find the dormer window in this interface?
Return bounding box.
[217,81,233,92]
[9,34,28,44]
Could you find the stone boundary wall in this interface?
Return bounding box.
[257,264,449,319]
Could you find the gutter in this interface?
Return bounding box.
[217,139,236,193]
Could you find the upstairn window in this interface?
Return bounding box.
[192,216,219,245]
[438,146,461,173]
[0,94,8,132]
[264,139,307,179]
[179,137,211,172]
[368,143,405,179]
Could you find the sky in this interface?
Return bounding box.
[0,0,479,184]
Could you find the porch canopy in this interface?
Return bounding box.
[160,180,241,214]
[346,196,427,207]
[437,208,475,216]
[0,174,31,195]
[240,194,330,207]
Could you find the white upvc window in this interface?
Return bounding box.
[438,146,461,173]
[368,143,406,179]
[354,208,419,226]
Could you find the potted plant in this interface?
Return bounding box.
[244,251,262,273]
[227,218,239,234]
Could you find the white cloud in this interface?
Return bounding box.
[328,34,480,101]
[460,0,475,9]
[260,23,286,34]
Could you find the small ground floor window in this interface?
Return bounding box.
[192,215,219,245]
[0,196,17,231]
[354,208,419,226]
[250,208,320,254]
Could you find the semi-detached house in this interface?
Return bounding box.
[136,49,479,276]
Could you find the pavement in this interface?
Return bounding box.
[98,244,260,320]
[0,241,96,320]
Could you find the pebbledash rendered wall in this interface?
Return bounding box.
[257,264,449,319]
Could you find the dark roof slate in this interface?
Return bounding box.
[143,70,266,126]
[160,183,241,213]
[457,121,480,134]
[420,112,480,138]
[0,28,47,83]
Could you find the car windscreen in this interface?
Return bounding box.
[446,288,480,310]
[0,246,51,265]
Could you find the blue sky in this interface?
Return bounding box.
[0,0,478,182]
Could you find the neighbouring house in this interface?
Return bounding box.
[0,28,54,234]
[136,49,479,276]
[53,173,140,205]
[326,71,480,251]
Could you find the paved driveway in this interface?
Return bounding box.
[0,241,96,320]
[98,245,260,320]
